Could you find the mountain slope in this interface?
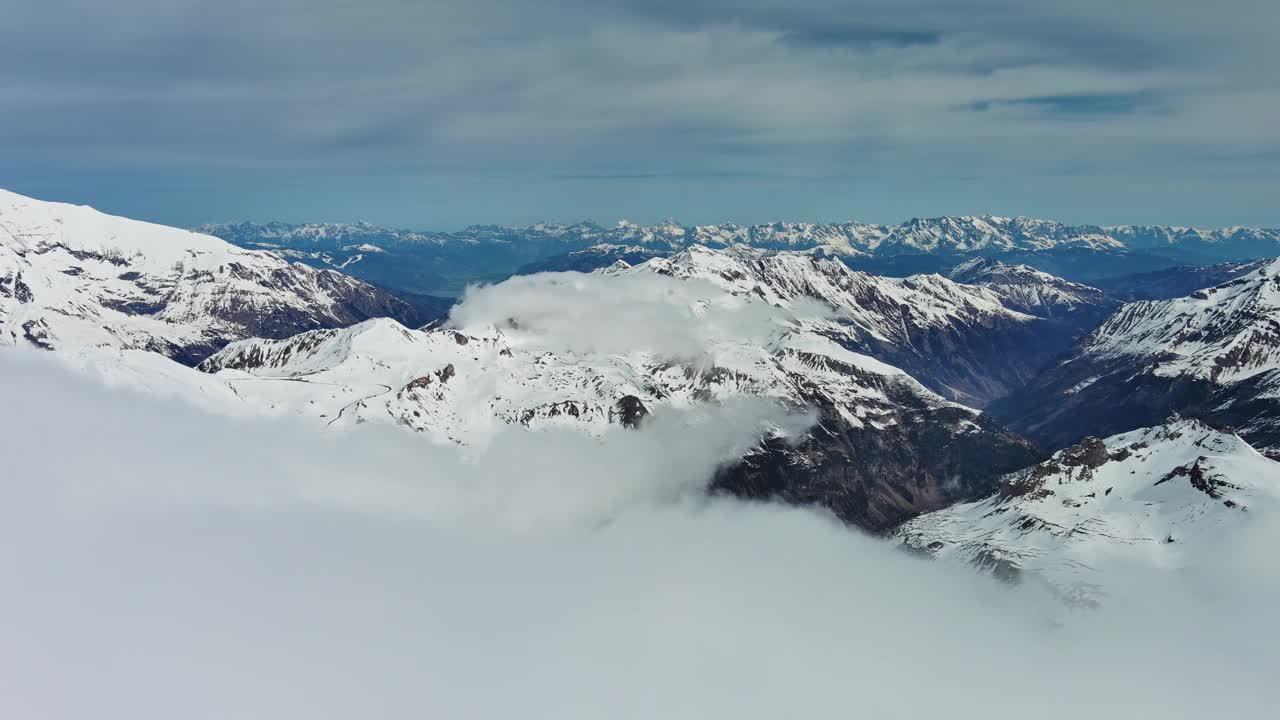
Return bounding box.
[946,257,1118,334]
[613,245,1080,407]
[0,189,427,364]
[199,283,1041,532]
[990,259,1280,455]
[893,419,1278,600]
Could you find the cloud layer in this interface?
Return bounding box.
[3,348,1280,719]
[447,270,819,358]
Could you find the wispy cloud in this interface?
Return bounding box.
[970,90,1172,118]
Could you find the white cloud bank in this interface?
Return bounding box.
[1,350,1278,720]
[447,270,819,358]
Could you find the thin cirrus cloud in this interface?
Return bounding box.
[1,0,1277,227]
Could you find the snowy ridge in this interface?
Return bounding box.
[1084,259,1280,384]
[989,258,1280,456]
[199,220,461,247]
[947,257,1114,317]
[608,245,1079,406]
[894,419,1279,599]
[199,309,940,446]
[205,215,1280,258]
[0,189,424,364]
[622,245,1031,332]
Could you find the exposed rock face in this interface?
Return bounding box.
[715,402,1041,532]
[0,189,427,365]
[614,395,649,429]
[991,259,1280,457]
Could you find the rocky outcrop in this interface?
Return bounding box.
[715,402,1042,532]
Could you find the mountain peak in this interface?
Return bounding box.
[1,188,427,364]
[895,417,1278,597]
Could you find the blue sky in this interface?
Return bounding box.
[4,0,1278,230]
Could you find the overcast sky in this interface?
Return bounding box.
[3,0,1278,228]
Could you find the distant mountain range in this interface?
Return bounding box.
[198,216,1280,297]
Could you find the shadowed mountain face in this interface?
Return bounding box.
[1093,260,1269,301]
[716,401,1042,532]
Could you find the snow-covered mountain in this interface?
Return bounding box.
[0,190,428,364]
[202,215,1280,297]
[208,215,1280,257]
[24,187,1280,541]
[947,257,1119,335]
[893,419,1279,601]
[200,220,456,248]
[947,257,1115,317]
[197,256,1044,531]
[611,245,1083,407]
[0,190,1047,532]
[991,259,1280,456]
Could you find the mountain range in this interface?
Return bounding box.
[199,215,1280,298]
[6,188,1280,585]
